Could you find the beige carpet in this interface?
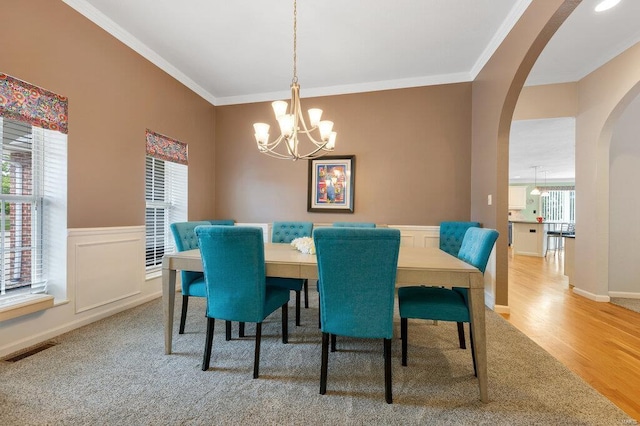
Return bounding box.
[0,295,633,425]
[610,297,640,314]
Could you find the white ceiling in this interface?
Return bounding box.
[63,0,640,182]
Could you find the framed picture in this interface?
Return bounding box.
[307,155,355,213]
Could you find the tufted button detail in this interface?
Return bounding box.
[272,221,313,243]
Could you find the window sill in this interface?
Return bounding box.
[0,294,55,322]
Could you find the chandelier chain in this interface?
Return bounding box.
[292,0,298,83]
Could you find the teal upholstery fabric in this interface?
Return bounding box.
[439,221,481,257]
[313,227,400,339]
[398,286,470,321]
[457,227,499,273]
[398,227,498,368]
[271,221,313,243]
[197,226,290,377]
[332,222,376,228]
[195,226,290,323]
[399,227,499,322]
[170,221,211,297]
[208,219,235,226]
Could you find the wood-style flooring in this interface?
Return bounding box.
[503,249,640,421]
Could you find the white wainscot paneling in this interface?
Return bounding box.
[235,223,270,243]
[69,227,145,313]
[388,225,440,248]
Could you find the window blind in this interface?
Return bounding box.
[0,118,66,298]
[145,130,188,272]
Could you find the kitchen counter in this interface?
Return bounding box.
[511,222,550,257]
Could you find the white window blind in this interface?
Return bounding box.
[541,189,575,223]
[145,156,187,272]
[0,118,66,299]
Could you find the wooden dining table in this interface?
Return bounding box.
[161,243,489,402]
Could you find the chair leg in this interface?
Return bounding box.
[330,334,336,352]
[295,290,301,326]
[384,338,393,404]
[303,279,309,309]
[239,322,245,338]
[179,295,189,334]
[457,322,466,349]
[202,317,215,371]
[253,322,262,379]
[282,302,289,344]
[469,327,477,377]
[225,320,232,341]
[401,317,408,366]
[320,332,329,395]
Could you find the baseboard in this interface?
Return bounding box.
[572,286,610,302]
[494,304,510,314]
[608,291,640,299]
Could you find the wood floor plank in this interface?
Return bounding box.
[503,250,640,421]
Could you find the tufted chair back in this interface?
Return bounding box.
[170,221,211,294]
[272,221,313,243]
[314,227,400,339]
[457,227,499,274]
[208,219,235,226]
[332,222,376,228]
[439,221,481,257]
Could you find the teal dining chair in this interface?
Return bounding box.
[208,219,235,226]
[332,222,376,228]
[398,227,498,375]
[314,227,400,404]
[269,221,314,326]
[170,221,214,335]
[196,226,290,378]
[439,221,481,349]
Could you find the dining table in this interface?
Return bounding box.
[161,243,489,402]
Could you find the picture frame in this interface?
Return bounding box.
[307,155,355,213]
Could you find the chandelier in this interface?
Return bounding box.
[253,0,337,161]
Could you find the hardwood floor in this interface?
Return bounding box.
[503,249,640,421]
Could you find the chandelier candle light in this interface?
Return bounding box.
[253,0,337,160]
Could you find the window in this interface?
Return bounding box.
[144,130,188,274]
[0,73,68,302]
[0,118,66,299]
[541,189,575,223]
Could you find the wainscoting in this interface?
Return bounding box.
[68,227,145,313]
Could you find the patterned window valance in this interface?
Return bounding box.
[145,129,188,165]
[0,73,68,134]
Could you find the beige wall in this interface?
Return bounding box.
[514,83,578,120]
[574,42,640,299]
[471,0,579,307]
[215,84,473,225]
[1,0,216,228]
[1,0,585,311]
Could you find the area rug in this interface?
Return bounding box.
[0,295,632,425]
[610,297,640,314]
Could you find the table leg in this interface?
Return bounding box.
[162,267,176,355]
[467,272,488,403]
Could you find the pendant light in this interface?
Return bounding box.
[530,166,541,195]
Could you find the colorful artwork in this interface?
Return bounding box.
[308,156,355,213]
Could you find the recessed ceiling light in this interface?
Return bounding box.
[595,0,622,12]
